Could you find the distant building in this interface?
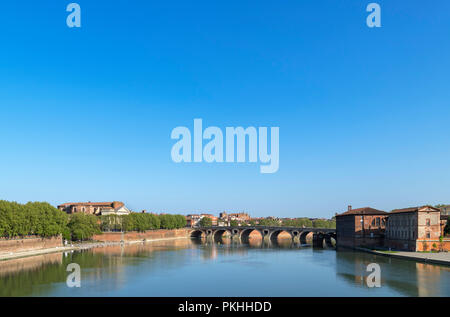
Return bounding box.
[336,206,388,249]
[201,214,218,226]
[186,214,201,227]
[58,201,131,216]
[385,206,444,251]
[186,214,218,227]
[439,205,450,217]
[217,212,251,225]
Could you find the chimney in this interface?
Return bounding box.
[348,205,352,211]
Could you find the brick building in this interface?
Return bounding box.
[336,206,388,248]
[336,204,450,251]
[385,206,448,251]
[186,214,218,227]
[219,212,251,224]
[57,201,131,216]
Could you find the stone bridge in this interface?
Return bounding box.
[189,226,336,248]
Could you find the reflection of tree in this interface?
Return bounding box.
[0,240,194,296]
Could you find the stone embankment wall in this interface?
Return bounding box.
[0,236,62,255]
[92,228,190,242]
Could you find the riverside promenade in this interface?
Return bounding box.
[356,247,450,266]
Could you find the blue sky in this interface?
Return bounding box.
[1,1,450,218]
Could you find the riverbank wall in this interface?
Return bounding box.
[353,247,450,266]
[0,229,191,261]
[92,228,190,242]
[0,236,62,255]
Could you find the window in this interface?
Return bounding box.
[372,219,375,226]
[426,219,430,226]
[426,232,431,239]
[376,218,380,226]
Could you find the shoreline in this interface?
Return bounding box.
[353,247,450,266]
[0,236,189,262]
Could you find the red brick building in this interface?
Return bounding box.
[186,214,218,227]
[385,206,450,251]
[336,206,388,248]
[57,201,131,216]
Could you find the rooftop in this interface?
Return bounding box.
[390,205,440,214]
[336,207,387,217]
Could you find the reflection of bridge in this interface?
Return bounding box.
[190,226,336,248]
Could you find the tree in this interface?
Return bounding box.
[258,218,279,226]
[67,213,101,241]
[230,220,239,227]
[0,200,68,238]
[199,217,212,227]
[174,215,187,228]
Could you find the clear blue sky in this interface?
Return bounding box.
[1,1,450,218]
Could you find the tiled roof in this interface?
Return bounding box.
[390,205,440,214]
[336,207,387,217]
[59,202,114,206]
[58,201,124,209]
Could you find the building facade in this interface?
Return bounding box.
[336,205,450,251]
[385,206,445,251]
[186,214,218,227]
[219,212,251,224]
[57,201,131,216]
[336,206,388,249]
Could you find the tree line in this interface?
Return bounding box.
[100,213,186,232]
[0,200,187,241]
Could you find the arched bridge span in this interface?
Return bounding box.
[189,226,336,248]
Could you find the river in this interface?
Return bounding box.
[0,238,449,297]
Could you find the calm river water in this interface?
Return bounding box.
[0,238,449,297]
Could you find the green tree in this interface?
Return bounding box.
[258,218,279,226]
[67,213,101,241]
[0,200,68,238]
[199,217,212,227]
[230,220,239,227]
[174,214,187,228]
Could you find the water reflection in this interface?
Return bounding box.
[0,238,448,297]
[335,249,450,296]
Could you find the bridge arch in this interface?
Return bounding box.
[213,229,232,242]
[268,229,294,242]
[190,229,205,239]
[240,228,264,242]
[300,231,313,244]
